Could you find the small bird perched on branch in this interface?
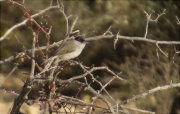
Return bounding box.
[44,35,87,70]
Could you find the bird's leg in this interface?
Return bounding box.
[76,57,81,63]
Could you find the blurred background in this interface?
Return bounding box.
[0,0,179,113]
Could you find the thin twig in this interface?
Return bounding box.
[45,26,52,60]
[79,63,116,103]
[68,66,126,82]
[86,35,180,45]
[103,26,113,35]
[35,31,45,58]
[143,9,166,38]
[0,63,18,87]
[156,43,168,57]
[176,16,180,25]
[89,76,116,113]
[69,16,78,34]
[0,5,59,42]
[119,83,180,106]
[0,88,19,96]
[58,1,69,36]
[30,32,36,78]
[173,46,180,63]
[121,106,155,114]
[114,31,119,50]
[84,84,115,114]
[156,49,160,60]
[0,40,63,64]
[57,95,108,110]
[49,59,60,79]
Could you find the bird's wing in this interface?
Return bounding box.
[52,40,77,56]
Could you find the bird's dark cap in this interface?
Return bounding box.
[75,35,86,43]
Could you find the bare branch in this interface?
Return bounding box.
[0,40,63,64]
[49,59,60,79]
[45,26,52,60]
[0,63,18,87]
[58,1,70,36]
[69,16,78,33]
[30,32,36,78]
[119,83,180,106]
[156,43,168,57]
[57,96,108,110]
[79,63,116,103]
[85,84,115,114]
[173,46,180,63]
[176,16,180,25]
[156,49,160,59]
[0,88,19,96]
[87,35,180,45]
[121,106,156,114]
[69,66,126,82]
[89,76,116,113]
[0,5,59,42]
[15,35,27,52]
[143,9,166,38]
[10,84,32,114]
[78,62,118,113]
[103,25,113,36]
[114,32,119,50]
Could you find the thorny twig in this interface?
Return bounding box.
[15,35,31,60]
[9,0,50,37]
[1,33,180,64]
[79,63,117,103]
[89,76,117,114]
[143,9,166,38]
[0,40,63,64]
[0,1,59,42]
[0,88,19,96]
[34,31,45,58]
[80,82,115,114]
[69,65,126,82]
[99,83,180,113]
[86,35,180,45]
[119,83,180,106]
[58,95,108,110]
[45,26,52,61]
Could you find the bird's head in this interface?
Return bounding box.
[75,35,87,44]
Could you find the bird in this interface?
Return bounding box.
[43,35,87,70]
